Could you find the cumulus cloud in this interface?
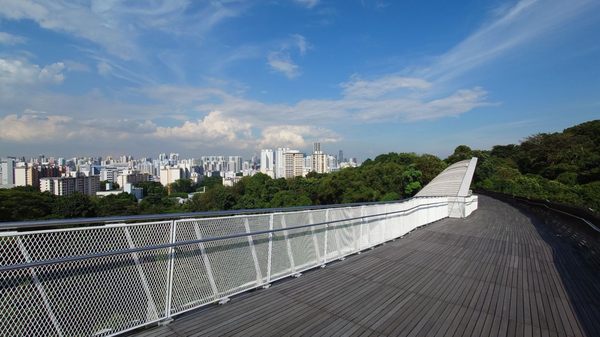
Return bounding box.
[0,114,72,142]
[0,31,26,45]
[259,125,340,149]
[0,58,65,85]
[154,111,252,145]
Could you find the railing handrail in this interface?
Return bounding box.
[0,196,444,231]
[0,200,448,273]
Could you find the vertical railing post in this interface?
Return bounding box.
[323,209,329,265]
[360,206,366,249]
[164,220,176,320]
[309,212,321,265]
[266,214,274,283]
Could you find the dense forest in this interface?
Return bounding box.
[0,120,598,222]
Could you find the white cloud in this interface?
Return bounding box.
[0,58,65,85]
[268,52,300,79]
[294,0,320,9]
[97,61,112,77]
[0,1,245,60]
[267,34,309,79]
[0,31,26,45]
[0,114,72,142]
[259,125,340,149]
[154,111,252,145]
[292,34,308,55]
[341,75,431,98]
[423,0,596,82]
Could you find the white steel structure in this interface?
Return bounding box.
[0,161,479,337]
[416,158,478,218]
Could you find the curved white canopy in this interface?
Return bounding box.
[415,157,478,197]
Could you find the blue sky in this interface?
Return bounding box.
[1,0,599,160]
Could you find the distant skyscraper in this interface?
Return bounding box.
[260,149,275,178]
[283,150,304,178]
[338,150,344,163]
[275,148,290,178]
[312,142,327,174]
[0,157,16,187]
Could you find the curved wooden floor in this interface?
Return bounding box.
[131,195,600,337]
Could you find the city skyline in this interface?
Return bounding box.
[1,0,600,158]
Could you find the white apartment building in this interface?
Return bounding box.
[275,148,290,178]
[260,149,275,178]
[160,166,183,186]
[14,163,39,188]
[40,176,100,196]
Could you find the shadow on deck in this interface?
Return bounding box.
[130,195,600,337]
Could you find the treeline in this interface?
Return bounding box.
[0,153,446,221]
[1,119,598,222]
[468,120,600,213]
[187,153,445,212]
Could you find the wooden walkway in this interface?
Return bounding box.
[131,196,600,337]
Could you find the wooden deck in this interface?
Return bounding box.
[131,195,600,337]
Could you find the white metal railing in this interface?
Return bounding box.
[0,196,454,337]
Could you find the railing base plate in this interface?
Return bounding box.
[218,298,230,305]
[158,318,173,326]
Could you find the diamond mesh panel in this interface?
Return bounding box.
[271,213,293,278]
[0,221,171,337]
[279,211,318,271]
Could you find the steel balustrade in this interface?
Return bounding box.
[0,196,460,337]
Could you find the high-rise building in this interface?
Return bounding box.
[312,142,328,174]
[338,150,344,163]
[260,149,275,177]
[160,166,182,186]
[100,167,119,183]
[228,156,243,173]
[0,157,16,187]
[275,148,290,178]
[116,172,149,188]
[283,150,304,178]
[14,163,39,188]
[40,176,100,196]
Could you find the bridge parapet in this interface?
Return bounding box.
[0,159,481,337]
[1,196,461,337]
